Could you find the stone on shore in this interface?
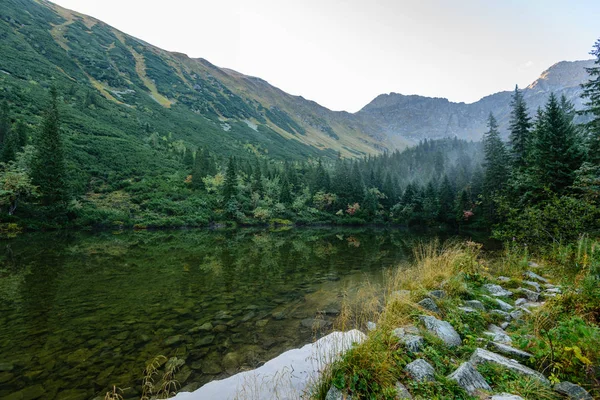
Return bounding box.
[405,359,435,382]
[325,386,351,400]
[553,381,593,400]
[469,348,550,384]
[522,280,541,292]
[490,394,524,400]
[420,315,462,347]
[447,362,491,395]
[492,298,514,311]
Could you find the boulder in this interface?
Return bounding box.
[522,280,541,292]
[447,362,491,395]
[484,324,512,344]
[394,382,412,399]
[458,307,476,313]
[469,348,550,384]
[517,288,540,302]
[418,297,440,313]
[465,300,486,311]
[483,284,513,297]
[500,322,510,330]
[553,381,593,400]
[515,298,527,306]
[420,315,462,347]
[488,342,533,361]
[392,328,423,352]
[405,359,435,382]
[546,287,561,294]
[493,298,514,311]
[524,271,549,283]
[498,276,511,282]
[490,309,512,322]
[509,309,524,320]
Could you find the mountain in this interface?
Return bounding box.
[0,0,387,165]
[358,60,594,144]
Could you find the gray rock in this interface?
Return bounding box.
[401,325,420,335]
[518,306,533,314]
[301,318,332,330]
[325,386,350,400]
[483,284,513,297]
[447,362,491,395]
[543,283,558,289]
[488,342,533,361]
[498,276,511,282]
[515,298,527,306]
[546,287,561,294]
[554,381,593,400]
[465,300,486,310]
[491,309,512,322]
[528,261,540,268]
[429,290,446,299]
[485,324,512,344]
[490,394,524,400]
[405,359,435,382]
[500,322,510,330]
[469,348,550,384]
[523,280,541,292]
[418,297,440,313]
[524,270,549,283]
[509,309,524,320]
[366,321,377,331]
[420,315,462,347]
[458,307,476,313]
[493,298,514,311]
[392,328,423,352]
[394,382,412,399]
[517,288,540,302]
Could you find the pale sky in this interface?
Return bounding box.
[51,0,599,112]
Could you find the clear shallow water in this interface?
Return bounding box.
[0,228,432,399]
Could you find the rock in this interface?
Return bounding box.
[515,298,527,306]
[528,261,540,268]
[498,276,511,282]
[500,322,510,330]
[325,386,351,400]
[401,325,420,335]
[322,307,341,316]
[484,324,512,344]
[418,297,440,313]
[518,306,533,315]
[272,312,286,320]
[0,362,14,372]
[165,335,184,346]
[0,371,14,383]
[405,359,435,382]
[392,328,423,352]
[465,300,486,310]
[523,280,541,292]
[56,389,89,400]
[201,358,222,375]
[241,311,256,322]
[429,290,446,299]
[469,348,550,384]
[483,284,513,297]
[256,319,269,328]
[195,335,215,347]
[524,271,549,283]
[212,324,228,333]
[4,385,46,400]
[546,287,561,294]
[554,381,593,400]
[215,310,234,320]
[394,382,412,399]
[66,348,93,365]
[493,298,514,311]
[366,321,377,331]
[509,309,524,320]
[490,394,524,400]
[543,283,558,289]
[222,352,242,374]
[488,342,533,361]
[458,307,476,313]
[420,315,462,347]
[447,362,491,395]
[491,309,512,322]
[517,288,540,302]
[301,319,332,330]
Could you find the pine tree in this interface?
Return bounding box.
[437,175,455,224]
[312,159,330,193]
[580,38,600,164]
[508,85,531,170]
[252,158,264,195]
[482,113,509,223]
[532,93,583,194]
[455,189,471,223]
[222,156,237,202]
[32,88,69,209]
[191,148,211,189]
[0,101,10,147]
[349,162,365,203]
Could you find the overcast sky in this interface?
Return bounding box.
[51,0,599,112]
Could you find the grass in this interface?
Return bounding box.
[309,237,600,400]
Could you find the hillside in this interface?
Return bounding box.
[358,60,594,143]
[0,0,386,166]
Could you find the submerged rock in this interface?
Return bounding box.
[418,297,440,313]
[447,362,491,395]
[483,284,513,297]
[4,385,46,400]
[469,348,549,384]
[553,381,593,400]
[300,318,332,330]
[419,315,462,347]
[405,359,435,382]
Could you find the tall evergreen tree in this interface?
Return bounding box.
[279,175,292,205]
[532,93,583,194]
[437,175,455,224]
[2,127,18,162]
[580,38,600,164]
[14,120,27,149]
[508,85,531,170]
[222,156,237,202]
[0,101,10,147]
[312,159,330,193]
[482,113,509,223]
[32,88,69,209]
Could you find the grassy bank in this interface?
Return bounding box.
[311,238,600,399]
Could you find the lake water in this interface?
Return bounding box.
[0,228,439,399]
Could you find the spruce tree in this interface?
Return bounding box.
[2,127,18,162]
[32,88,69,209]
[482,113,509,223]
[0,101,10,147]
[279,175,292,205]
[437,175,455,224]
[312,159,330,193]
[222,156,237,202]
[252,158,264,195]
[508,85,531,170]
[580,38,600,164]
